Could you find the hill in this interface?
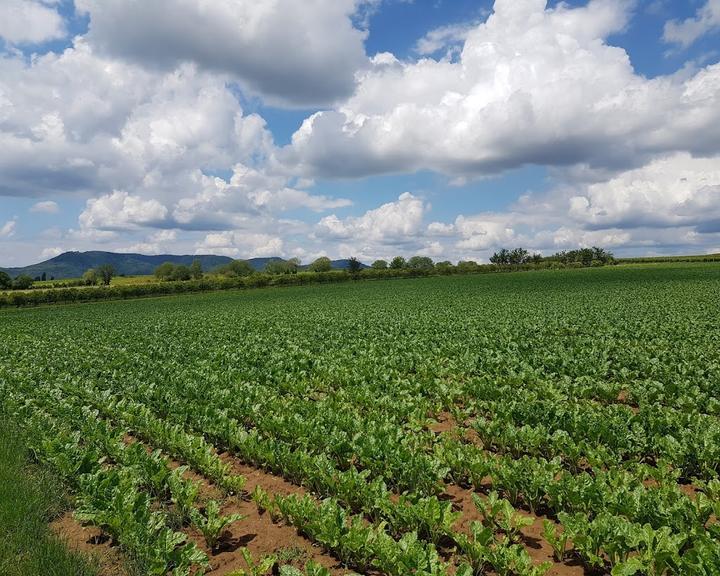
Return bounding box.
[0,251,234,280]
[0,252,367,279]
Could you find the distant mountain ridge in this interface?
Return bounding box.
[0,251,366,280]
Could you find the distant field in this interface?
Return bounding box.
[30,274,159,288]
[618,253,720,263]
[2,263,719,575]
[110,274,160,286]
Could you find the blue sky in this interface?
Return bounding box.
[1,0,719,266]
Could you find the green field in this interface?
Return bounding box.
[0,424,98,576]
[2,263,719,575]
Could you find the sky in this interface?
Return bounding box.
[1,0,719,266]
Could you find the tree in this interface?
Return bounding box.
[308,256,332,272]
[457,260,479,272]
[490,249,510,265]
[41,272,47,281]
[216,260,254,277]
[13,275,34,290]
[508,248,529,265]
[82,268,99,286]
[97,264,115,286]
[0,271,12,290]
[190,259,203,279]
[435,261,453,272]
[371,259,388,270]
[592,246,614,264]
[155,262,176,281]
[579,248,594,267]
[170,265,192,281]
[390,256,407,269]
[407,256,434,270]
[265,258,300,275]
[347,257,362,273]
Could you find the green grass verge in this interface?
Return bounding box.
[0,420,98,576]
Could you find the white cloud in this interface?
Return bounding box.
[75,0,371,106]
[427,221,456,236]
[0,0,66,45]
[454,216,517,251]
[568,153,720,231]
[40,246,63,259]
[79,191,168,230]
[1,0,719,265]
[195,231,284,258]
[316,192,426,242]
[664,0,720,47]
[0,43,349,248]
[123,230,180,255]
[415,21,480,57]
[311,192,450,261]
[149,229,177,243]
[284,0,720,179]
[172,165,352,230]
[30,200,59,213]
[0,219,17,238]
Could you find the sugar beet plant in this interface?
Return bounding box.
[2,263,720,574]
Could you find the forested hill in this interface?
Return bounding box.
[0,251,365,279]
[0,251,235,280]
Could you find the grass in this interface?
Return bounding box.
[0,418,98,576]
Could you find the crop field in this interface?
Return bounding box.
[1,263,719,576]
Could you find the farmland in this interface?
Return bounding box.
[1,263,719,575]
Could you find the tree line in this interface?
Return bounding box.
[489,246,614,266]
[1,246,615,300]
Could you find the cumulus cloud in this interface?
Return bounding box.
[283,0,720,179]
[454,216,518,251]
[415,21,479,57]
[75,0,371,106]
[79,191,168,230]
[0,219,17,238]
[316,192,426,242]
[0,40,351,249]
[0,0,66,45]
[30,200,59,213]
[0,40,157,197]
[568,153,720,231]
[0,41,284,202]
[2,0,720,264]
[172,165,351,230]
[310,192,451,261]
[195,231,284,258]
[419,152,720,260]
[664,0,720,47]
[40,246,63,259]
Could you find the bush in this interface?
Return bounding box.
[0,271,11,290]
[390,256,406,269]
[407,256,434,270]
[214,260,254,278]
[308,257,332,273]
[13,275,34,290]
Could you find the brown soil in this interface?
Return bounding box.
[51,513,129,576]
[219,453,309,498]
[188,498,347,576]
[201,453,350,574]
[429,411,459,434]
[444,484,591,576]
[54,434,351,576]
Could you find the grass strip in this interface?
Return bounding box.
[0,416,98,576]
